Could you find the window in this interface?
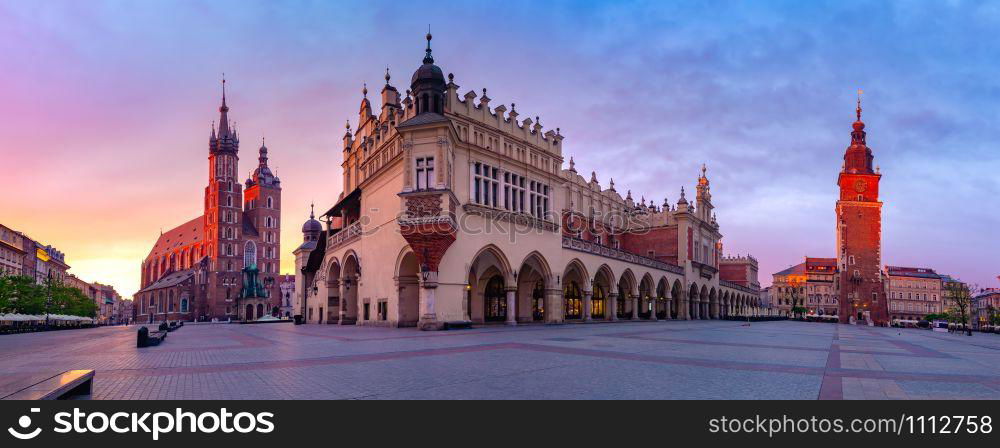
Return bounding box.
[378,301,387,321]
[244,241,257,268]
[267,197,273,208]
[848,255,855,265]
[528,180,550,219]
[472,162,499,207]
[416,157,435,190]
[503,172,525,212]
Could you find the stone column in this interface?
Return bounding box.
[650,298,658,321]
[505,287,517,326]
[664,298,672,320]
[608,292,619,321]
[544,288,563,324]
[631,295,639,320]
[418,272,442,331]
[702,302,709,320]
[583,290,593,322]
[338,279,348,325]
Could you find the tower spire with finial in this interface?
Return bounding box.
[423,25,434,64]
[385,67,391,86]
[856,88,863,122]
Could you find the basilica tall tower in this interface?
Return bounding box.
[836,94,888,325]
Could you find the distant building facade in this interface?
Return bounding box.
[973,288,999,330]
[0,224,26,276]
[771,257,839,316]
[885,266,942,322]
[278,274,294,318]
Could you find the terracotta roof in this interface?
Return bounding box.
[774,262,806,276]
[146,216,203,261]
[886,266,940,279]
[396,112,448,129]
[806,257,837,272]
[138,269,194,293]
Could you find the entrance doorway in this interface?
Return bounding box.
[484,275,507,322]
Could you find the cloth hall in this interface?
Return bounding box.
[294,34,762,329]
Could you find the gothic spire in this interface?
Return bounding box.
[218,75,232,139]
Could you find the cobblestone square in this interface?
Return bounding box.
[2,320,998,400]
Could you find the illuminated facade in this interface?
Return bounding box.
[772,257,839,316]
[294,35,762,329]
[136,82,283,323]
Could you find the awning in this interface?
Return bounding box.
[321,188,361,219]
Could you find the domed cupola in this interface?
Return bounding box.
[410,30,447,115]
[302,203,322,242]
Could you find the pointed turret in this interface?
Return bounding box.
[842,89,874,174]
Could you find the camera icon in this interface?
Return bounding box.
[8,408,42,440]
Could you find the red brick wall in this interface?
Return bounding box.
[719,264,749,286]
[837,172,887,324]
[620,227,679,265]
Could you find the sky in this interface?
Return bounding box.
[1,0,998,298]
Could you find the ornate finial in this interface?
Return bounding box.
[423,25,434,64]
[511,103,516,111]
[482,88,487,96]
[345,119,350,130]
[568,156,576,172]
[590,171,597,183]
[701,163,707,177]
[609,178,615,190]
[856,88,863,121]
[680,186,686,199]
[362,83,368,98]
[448,73,454,83]
[385,67,391,85]
[221,73,227,105]
[310,202,315,219]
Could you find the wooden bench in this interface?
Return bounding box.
[443,320,473,330]
[137,326,167,347]
[1,370,94,400]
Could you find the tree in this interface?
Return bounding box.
[49,281,97,318]
[943,281,974,336]
[787,284,805,318]
[0,274,45,314]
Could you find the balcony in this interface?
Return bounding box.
[561,236,684,274]
[328,221,362,251]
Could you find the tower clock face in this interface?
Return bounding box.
[854,179,867,193]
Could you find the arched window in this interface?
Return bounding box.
[226,196,232,207]
[168,290,175,312]
[563,281,582,319]
[592,285,606,318]
[267,197,273,208]
[244,241,257,268]
[180,298,188,313]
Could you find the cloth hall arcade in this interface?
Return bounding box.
[295,34,762,329]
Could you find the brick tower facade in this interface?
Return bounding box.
[836,95,888,325]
